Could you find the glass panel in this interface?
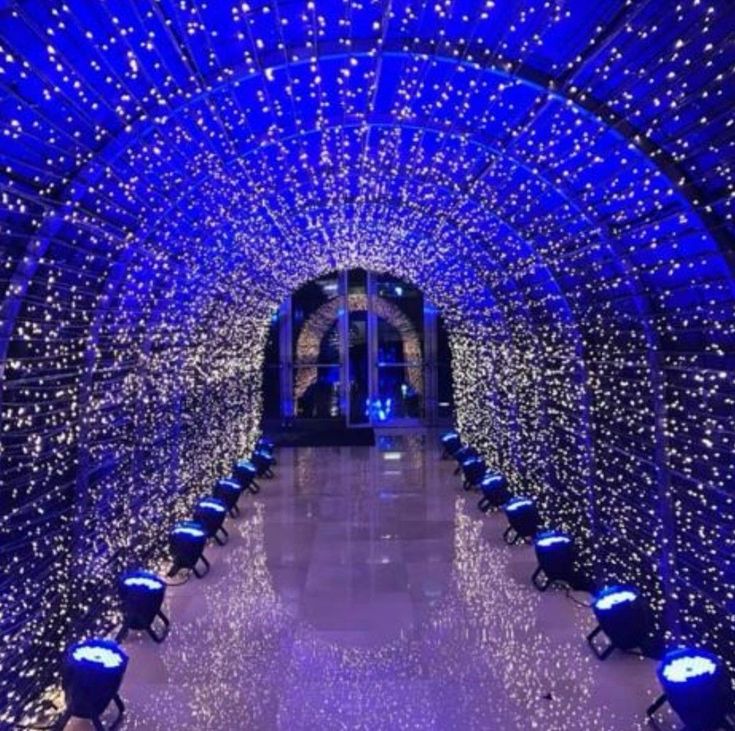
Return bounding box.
[437,365,454,420]
[375,276,423,366]
[292,272,340,364]
[375,273,424,343]
[348,309,369,424]
[294,365,341,418]
[348,268,367,295]
[376,365,424,419]
[268,268,452,426]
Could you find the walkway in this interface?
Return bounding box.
[91,432,664,730]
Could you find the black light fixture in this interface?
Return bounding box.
[502,497,541,545]
[451,445,476,476]
[440,431,462,459]
[168,520,210,578]
[56,639,128,730]
[193,496,229,546]
[213,477,245,517]
[647,647,734,731]
[252,447,275,478]
[234,458,260,493]
[257,437,276,460]
[477,472,510,513]
[586,585,648,660]
[460,455,486,491]
[117,570,170,644]
[531,530,575,591]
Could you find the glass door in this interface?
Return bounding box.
[291,272,343,420]
[368,272,424,425]
[346,270,370,425]
[267,268,452,428]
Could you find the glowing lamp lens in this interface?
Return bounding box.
[506,498,532,513]
[199,499,226,513]
[595,589,637,611]
[71,644,125,670]
[173,524,204,538]
[662,654,718,684]
[535,534,570,549]
[122,575,163,591]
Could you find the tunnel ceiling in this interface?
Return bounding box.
[1,0,735,722]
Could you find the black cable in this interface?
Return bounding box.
[565,586,593,608]
[164,568,192,586]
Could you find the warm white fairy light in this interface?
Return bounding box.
[0,0,733,723]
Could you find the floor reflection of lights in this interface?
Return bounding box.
[83,432,670,730]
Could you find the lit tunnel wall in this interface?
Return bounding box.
[1,0,734,719]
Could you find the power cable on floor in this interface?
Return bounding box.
[564,586,593,608]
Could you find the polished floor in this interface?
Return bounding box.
[72,431,676,730]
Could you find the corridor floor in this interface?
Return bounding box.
[92,432,671,730]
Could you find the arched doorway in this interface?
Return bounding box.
[262,269,453,427]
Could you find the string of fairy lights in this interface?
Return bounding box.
[0,0,734,722]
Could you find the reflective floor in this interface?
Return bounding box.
[72,431,675,730]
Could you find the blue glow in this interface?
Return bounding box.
[172,524,205,539]
[594,587,638,612]
[366,397,393,422]
[71,642,126,669]
[662,653,718,684]
[198,499,226,514]
[122,575,163,592]
[1,0,733,716]
[218,479,241,491]
[505,498,533,513]
[535,533,571,549]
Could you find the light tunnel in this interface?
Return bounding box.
[0,0,734,724]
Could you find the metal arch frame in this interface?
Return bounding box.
[1,122,662,466]
[108,149,674,598]
[81,177,596,529]
[0,46,706,633]
[0,39,728,244]
[1,43,724,384]
[1,38,729,368]
[66,112,635,466]
[62,111,669,332]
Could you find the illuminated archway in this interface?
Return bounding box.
[294,293,424,401]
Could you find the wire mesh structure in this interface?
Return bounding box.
[0,0,734,722]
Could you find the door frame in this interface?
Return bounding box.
[281,269,445,428]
